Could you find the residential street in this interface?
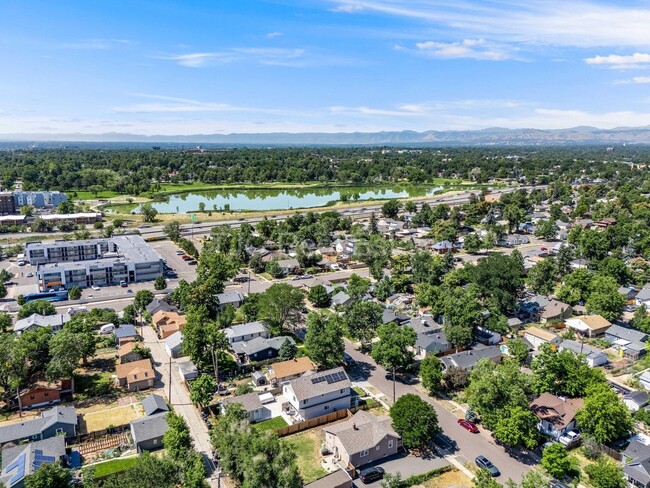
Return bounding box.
[344,341,535,484]
[142,325,219,487]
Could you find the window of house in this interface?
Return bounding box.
[30,395,35,400]
[340,389,344,394]
[303,400,308,405]
[376,446,380,451]
[388,440,394,449]
[133,375,138,380]
[56,428,63,434]
[360,450,368,457]
[153,439,158,445]
[44,392,48,396]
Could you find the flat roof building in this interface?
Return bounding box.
[33,235,164,290]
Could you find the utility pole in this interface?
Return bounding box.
[168,356,172,404]
[392,367,396,406]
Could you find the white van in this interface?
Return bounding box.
[99,323,115,335]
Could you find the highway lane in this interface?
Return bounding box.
[344,341,535,484]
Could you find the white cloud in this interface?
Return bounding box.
[614,76,650,85]
[115,94,310,116]
[585,53,650,70]
[61,39,133,49]
[328,0,650,49]
[155,52,234,68]
[265,32,284,39]
[413,38,512,61]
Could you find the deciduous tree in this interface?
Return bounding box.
[389,394,439,449]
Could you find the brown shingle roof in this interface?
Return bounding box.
[530,393,584,430]
[268,357,317,380]
[116,358,154,384]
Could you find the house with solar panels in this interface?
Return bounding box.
[0,436,67,488]
[283,367,357,421]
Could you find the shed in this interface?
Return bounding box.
[251,371,266,386]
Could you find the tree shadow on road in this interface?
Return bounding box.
[432,432,459,454]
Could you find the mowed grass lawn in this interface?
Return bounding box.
[81,403,144,433]
[421,468,472,488]
[285,431,327,483]
[90,456,139,478]
[253,416,288,433]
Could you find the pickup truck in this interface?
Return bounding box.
[559,431,581,447]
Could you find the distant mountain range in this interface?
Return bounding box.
[4,126,650,146]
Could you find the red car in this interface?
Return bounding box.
[458,419,479,433]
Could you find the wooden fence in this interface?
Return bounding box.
[276,404,371,438]
[65,423,131,446]
[276,409,351,437]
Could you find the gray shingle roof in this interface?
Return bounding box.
[625,391,649,406]
[221,392,262,413]
[216,290,243,306]
[1,436,66,488]
[415,331,450,353]
[560,340,607,362]
[224,321,269,340]
[232,336,294,356]
[441,346,502,370]
[637,287,650,301]
[287,367,350,402]
[14,313,70,333]
[141,394,169,416]
[325,410,399,456]
[130,413,169,444]
[0,406,77,445]
[408,316,441,334]
[114,324,137,339]
[607,324,648,343]
[145,299,177,315]
[625,459,650,486]
[331,291,352,306]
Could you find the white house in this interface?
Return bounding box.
[224,321,270,344]
[164,331,183,358]
[283,367,356,421]
[559,340,608,368]
[636,286,650,308]
[523,327,562,351]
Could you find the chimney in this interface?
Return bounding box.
[353,423,358,430]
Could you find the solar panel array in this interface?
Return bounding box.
[6,453,26,488]
[32,449,56,469]
[310,371,347,385]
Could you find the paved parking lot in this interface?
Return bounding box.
[354,452,449,488]
[149,239,199,282]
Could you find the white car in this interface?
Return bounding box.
[91,285,100,291]
[26,272,34,277]
[559,431,581,446]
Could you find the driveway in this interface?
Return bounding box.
[354,451,449,488]
[344,341,535,483]
[142,325,218,486]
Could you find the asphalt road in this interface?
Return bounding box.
[343,341,535,483]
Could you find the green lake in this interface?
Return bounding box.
[114,185,444,214]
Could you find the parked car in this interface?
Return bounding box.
[99,324,115,335]
[176,250,184,255]
[342,352,356,367]
[475,456,500,477]
[3,281,15,286]
[458,419,479,433]
[359,466,385,484]
[26,272,34,277]
[559,431,581,447]
[120,280,128,287]
[91,284,100,291]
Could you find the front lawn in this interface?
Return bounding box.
[253,416,288,433]
[285,431,328,483]
[89,456,139,478]
[81,403,144,433]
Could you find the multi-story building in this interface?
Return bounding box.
[13,191,67,208]
[0,192,16,215]
[31,235,164,290]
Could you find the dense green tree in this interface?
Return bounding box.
[265,259,283,278]
[140,202,158,222]
[163,411,193,462]
[535,219,559,240]
[154,275,167,290]
[531,343,603,397]
[163,220,182,241]
[17,300,56,319]
[87,452,182,488]
[277,339,298,361]
[122,304,137,324]
[190,374,216,406]
[419,355,443,395]
[526,259,557,296]
[541,443,571,479]
[24,462,71,488]
[442,285,484,349]
[134,290,155,313]
[381,199,401,218]
[47,328,83,392]
[598,257,633,285]
[67,286,82,300]
[389,394,439,449]
[506,338,530,365]
[466,359,533,430]
[372,322,416,401]
[347,273,371,300]
[0,312,11,333]
[493,406,539,449]
[577,383,633,444]
[345,301,384,346]
[463,233,482,254]
[472,468,502,488]
[307,284,331,308]
[258,283,304,333]
[584,457,627,488]
[586,274,625,321]
[467,254,524,313]
[304,312,345,368]
[354,235,392,280]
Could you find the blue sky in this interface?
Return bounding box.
[2,0,650,135]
